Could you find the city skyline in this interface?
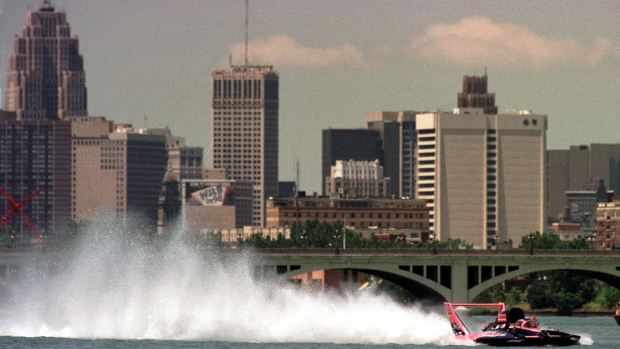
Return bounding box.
[1,0,619,192]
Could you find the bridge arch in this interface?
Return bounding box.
[278,264,452,301]
[468,265,620,301]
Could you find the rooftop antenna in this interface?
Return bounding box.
[295,158,300,194]
[244,0,249,66]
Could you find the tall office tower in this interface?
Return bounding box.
[366,111,422,198]
[415,108,546,249]
[4,1,88,120]
[211,66,278,227]
[547,144,620,222]
[457,75,497,114]
[0,111,71,241]
[139,127,204,180]
[71,118,167,225]
[325,159,390,198]
[322,129,383,195]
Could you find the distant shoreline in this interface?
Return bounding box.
[535,311,613,317]
[469,309,615,317]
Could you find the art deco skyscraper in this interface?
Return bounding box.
[4,0,87,120]
[211,65,278,226]
[457,74,497,114]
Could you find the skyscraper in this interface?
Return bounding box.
[415,108,546,249]
[366,111,422,198]
[0,111,71,241]
[4,0,87,120]
[211,65,278,226]
[457,74,497,114]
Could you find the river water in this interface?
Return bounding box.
[0,228,617,348]
[0,316,615,349]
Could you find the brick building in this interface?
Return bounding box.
[595,201,620,250]
[266,195,429,233]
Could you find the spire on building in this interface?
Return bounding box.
[41,0,54,11]
[457,73,498,114]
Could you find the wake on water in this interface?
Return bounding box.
[0,222,583,345]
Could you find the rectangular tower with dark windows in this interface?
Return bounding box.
[367,111,422,198]
[0,111,71,242]
[211,66,278,227]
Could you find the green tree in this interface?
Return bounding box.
[567,236,588,250]
[240,233,272,248]
[594,284,620,308]
[525,271,596,314]
[0,228,16,248]
[554,291,584,315]
[50,221,92,248]
[424,238,473,251]
[519,232,588,250]
[505,287,523,306]
[526,280,553,309]
[473,284,504,303]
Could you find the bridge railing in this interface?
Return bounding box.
[1,246,620,257]
[246,247,620,256]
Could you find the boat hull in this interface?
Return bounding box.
[474,330,580,347]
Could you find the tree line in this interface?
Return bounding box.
[237,219,473,250]
[475,232,620,314]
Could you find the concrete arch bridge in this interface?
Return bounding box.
[253,249,620,302]
[0,248,619,303]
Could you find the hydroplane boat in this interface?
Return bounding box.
[444,302,580,346]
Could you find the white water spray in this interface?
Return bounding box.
[0,224,458,345]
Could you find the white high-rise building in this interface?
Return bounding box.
[211,65,278,226]
[415,108,546,248]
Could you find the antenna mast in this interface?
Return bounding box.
[244,0,249,66]
[295,158,300,193]
[231,0,271,71]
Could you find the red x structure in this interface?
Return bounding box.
[0,187,42,242]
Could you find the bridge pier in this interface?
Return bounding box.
[450,263,469,302]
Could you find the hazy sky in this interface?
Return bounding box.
[1,0,619,192]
